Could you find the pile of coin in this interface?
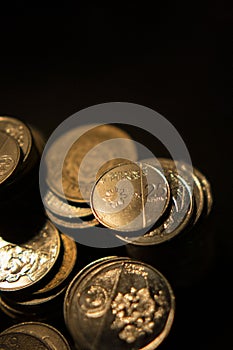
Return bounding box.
[0,117,214,349]
[0,116,46,241]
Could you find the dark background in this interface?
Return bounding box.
[0,1,232,349]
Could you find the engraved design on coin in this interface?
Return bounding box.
[79,285,108,318]
[0,220,60,291]
[0,332,49,350]
[111,287,168,344]
[5,123,25,147]
[0,245,49,283]
[0,155,14,176]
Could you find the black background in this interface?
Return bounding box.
[0,1,232,349]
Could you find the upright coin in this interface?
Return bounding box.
[0,131,21,185]
[120,166,193,245]
[0,219,60,291]
[158,158,204,225]
[64,257,175,350]
[0,116,32,163]
[46,124,138,203]
[0,332,50,350]
[1,322,71,350]
[91,162,170,232]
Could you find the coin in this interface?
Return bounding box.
[0,332,50,350]
[193,167,213,216]
[1,322,71,350]
[46,209,99,229]
[44,190,92,218]
[0,116,32,163]
[0,219,60,291]
[33,233,77,295]
[45,124,138,203]
[119,165,193,245]
[158,158,204,225]
[64,257,175,350]
[91,162,170,232]
[0,131,21,185]
[1,285,66,310]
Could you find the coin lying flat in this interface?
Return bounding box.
[119,166,193,245]
[0,131,21,185]
[1,322,71,350]
[44,190,92,218]
[64,257,175,350]
[91,162,170,232]
[0,332,50,350]
[46,209,99,229]
[0,219,60,291]
[45,124,138,203]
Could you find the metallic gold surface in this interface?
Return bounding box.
[158,158,205,225]
[34,233,77,295]
[1,322,71,350]
[0,131,21,185]
[46,209,99,229]
[64,257,175,350]
[44,190,92,218]
[0,116,32,163]
[0,332,50,349]
[119,167,193,245]
[91,162,170,232]
[193,167,213,216]
[0,220,60,291]
[46,124,138,203]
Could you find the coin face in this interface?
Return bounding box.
[44,190,92,218]
[0,220,60,291]
[120,166,193,245]
[64,257,175,350]
[1,322,71,350]
[0,131,21,185]
[0,332,50,350]
[33,233,77,295]
[91,162,170,232]
[45,124,138,203]
[0,116,32,163]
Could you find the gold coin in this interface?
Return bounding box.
[91,161,170,232]
[0,131,21,185]
[46,124,138,203]
[33,233,77,295]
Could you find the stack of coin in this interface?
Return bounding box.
[42,124,138,231]
[0,220,77,323]
[0,322,72,350]
[0,116,46,241]
[90,157,213,287]
[64,256,175,350]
